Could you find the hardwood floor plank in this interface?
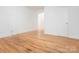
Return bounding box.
[0,31,79,53]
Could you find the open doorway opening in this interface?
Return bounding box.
[38,12,44,34]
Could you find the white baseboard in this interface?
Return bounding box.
[44,31,79,40]
[0,29,37,38]
[68,36,79,40]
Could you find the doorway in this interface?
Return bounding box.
[38,12,44,34]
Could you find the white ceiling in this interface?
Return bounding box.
[28,6,44,13]
[28,6,44,10]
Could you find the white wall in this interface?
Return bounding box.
[44,6,79,39]
[10,7,37,34]
[0,7,37,38]
[0,7,14,37]
[44,6,68,36]
[68,7,79,39]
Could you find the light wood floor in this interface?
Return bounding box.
[0,31,79,53]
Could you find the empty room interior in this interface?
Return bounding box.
[0,6,79,53]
